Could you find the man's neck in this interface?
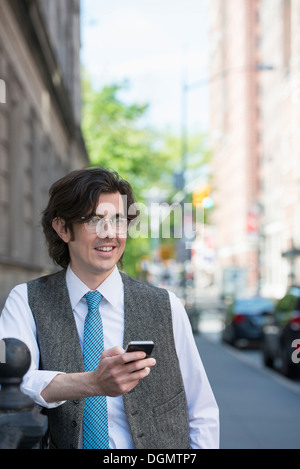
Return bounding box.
[69,265,115,290]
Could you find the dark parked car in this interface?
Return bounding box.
[262,286,300,379]
[222,296,274,347]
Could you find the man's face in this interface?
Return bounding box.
[54,192,127,288]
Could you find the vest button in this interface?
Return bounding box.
[71,420,77,428]
[73,399,80,404]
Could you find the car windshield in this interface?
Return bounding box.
[234,298,273,314]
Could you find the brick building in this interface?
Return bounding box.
[209,0,261,296]
[209,0,300,299]
[258,0,300,298]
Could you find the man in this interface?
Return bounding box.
[0,168,219,449]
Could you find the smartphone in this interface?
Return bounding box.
[125,341,154,357]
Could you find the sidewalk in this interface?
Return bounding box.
[194,334,300,449]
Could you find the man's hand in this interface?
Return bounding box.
[90,346,156,397]
[41,346,156,403]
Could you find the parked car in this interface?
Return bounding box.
[222,296,274,347]
[261,286,300,379]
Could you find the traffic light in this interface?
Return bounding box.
[192,184,213,208]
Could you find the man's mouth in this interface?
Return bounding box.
[94,246,116,252]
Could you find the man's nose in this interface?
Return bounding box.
[96,220,116,238]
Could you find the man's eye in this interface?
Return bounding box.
[90,217,101,224]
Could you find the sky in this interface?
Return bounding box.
[80,0,211,136]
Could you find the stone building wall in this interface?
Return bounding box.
[0,0,89,307]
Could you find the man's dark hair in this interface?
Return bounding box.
[42,167,137,269]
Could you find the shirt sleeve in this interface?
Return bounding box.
[168,290,220,449]
[0,283,65,409]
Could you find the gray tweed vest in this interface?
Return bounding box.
[27,270,190,449]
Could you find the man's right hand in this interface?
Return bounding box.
[90,345,156,397]
[41,345,156,403]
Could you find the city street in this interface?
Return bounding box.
[194,307,300,449]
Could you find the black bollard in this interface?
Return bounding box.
[0,338,47,449]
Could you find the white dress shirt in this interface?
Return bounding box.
[0,266,219,449]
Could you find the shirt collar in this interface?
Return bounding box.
[66,265,124,310]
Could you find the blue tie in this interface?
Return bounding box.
[83,290,109,449]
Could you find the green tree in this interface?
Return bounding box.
[81,77,212,278]
[82,78,176,198]
[81,77,178,277]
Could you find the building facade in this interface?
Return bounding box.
[0,0,89,307]
[259,0,300,298]
[209,0,261,296]
[209,0,300,299]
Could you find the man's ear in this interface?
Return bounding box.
[52,217,71,243]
